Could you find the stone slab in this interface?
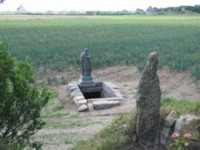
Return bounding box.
[175,114,200,133]
[78,104,88,112]
[71,90,83,97]
[88,97,123,103]
[77,99,87,105]
[88,103,94,111]
[93,100,120,110]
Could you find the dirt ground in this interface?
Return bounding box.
[34,66,200,150]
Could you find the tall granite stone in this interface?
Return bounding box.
[80,48,93,86]
[136,52,161,149]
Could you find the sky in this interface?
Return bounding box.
[0,0,200,12]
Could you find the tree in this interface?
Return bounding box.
[17,5,27,13]
[135,8,146,15]
[0,41,52,148]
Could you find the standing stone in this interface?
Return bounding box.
[80,48,93,85]
[136,52,161,148]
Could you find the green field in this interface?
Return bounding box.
[0,15,199,78]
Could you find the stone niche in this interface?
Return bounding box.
[67,81,123,112]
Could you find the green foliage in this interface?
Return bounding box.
[73,113,136,150]
[0,141,25,150]
[161,97,200,115]
[170,137,188,150]
[0,16,199,79]
[0,42,52,148]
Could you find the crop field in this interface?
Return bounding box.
[0,15,199,78]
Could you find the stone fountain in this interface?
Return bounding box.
[67,48,124,112]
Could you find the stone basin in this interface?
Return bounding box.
[67,81,124,112]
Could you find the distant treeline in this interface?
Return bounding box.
[86,5,200,15]
[146,5,200,15]
[85,5,200,15]
[2,5,200,16]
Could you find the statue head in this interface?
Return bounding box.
[85,48,89,55]
[148,51,159,71]
[148,51,159,65]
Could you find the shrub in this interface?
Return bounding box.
[0,41,52,148]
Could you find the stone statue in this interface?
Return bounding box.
[136,51,161,149]
[80,48,93,85]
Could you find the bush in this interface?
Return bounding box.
[0,41,52,148]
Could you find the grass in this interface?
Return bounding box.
[41,97,68,118]
[161,97,200,115]
[73,98,200,150]
[65,135,85,145]
[72,113,136,150]
[0,15,199,79]
[41,97,101,129]
[32,97,106,149]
